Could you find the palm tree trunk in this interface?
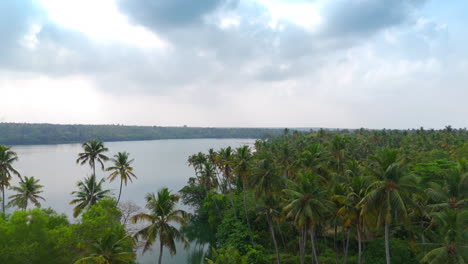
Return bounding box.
[276,220,287,250]
[342,229,346,256]
[117,178,123,205]
[385,222,390,264]
[334,223,338,264]
[299,226,306,264]
[242,180,254,245]
[343,228,350,264]
[229,193,237,219]
[213,197,223,219]
[158,242,164,264]
[2,183,5,214]
[420,220,427,256]
[90,162,96,205]
[267,213,281,264]
[227,181,238,219]
[357,227,362,264]
[310,226,320,264]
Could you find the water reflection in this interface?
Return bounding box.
[9,138,254,264]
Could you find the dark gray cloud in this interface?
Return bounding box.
[117,0,237,28]
[322,0,426,36]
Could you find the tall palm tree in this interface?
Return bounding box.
[187,152,207,176]
[283,172,334,264]
[251,153,285,264]
[76,139,109,204]
[0,145,21,214]
[233,145,254,245]
[192,161,218,191]
[359,148,419,264]
[420,210,467,264]
[74,233,136,264]
[330,135,348,174]
[9,176,45,210]
[215,147,238,217]
[215,147,234,193]
[426,160,467,210]
[106,152,136,205]
[132,188,189,264]
[70,175,111,217]
[275,141,297,178]
[333,175,369,264]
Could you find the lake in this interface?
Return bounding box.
[8,138,256,264]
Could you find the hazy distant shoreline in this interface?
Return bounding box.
[0,123,302,146]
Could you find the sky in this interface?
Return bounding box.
[0,0,467,129]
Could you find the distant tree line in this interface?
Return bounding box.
[0,123,293,145]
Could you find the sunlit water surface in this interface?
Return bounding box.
[9,138,255,264]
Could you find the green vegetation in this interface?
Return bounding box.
[181,127,468,264]
[9,176,45,210]
[0,123,288,145]
[132,188,189,264]
[0,127,467,264]
[0,139,188,264]
[107,152,137,205]
[0,145,21,213]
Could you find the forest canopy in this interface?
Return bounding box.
[0,123,291,145]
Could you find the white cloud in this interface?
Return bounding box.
[38,0,169,50]
[19,24,42,50]
[1,72,103,123]
[254,0,323,32]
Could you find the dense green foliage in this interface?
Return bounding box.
[1,127,467,264]
[0,123,287,145]
[180,127,468,264]
[0,200,135,264]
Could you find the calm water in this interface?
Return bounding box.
[9,138,255,264]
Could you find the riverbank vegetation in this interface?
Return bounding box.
[181,127,467,264]
[0,127,467,264]
[0,123,287,145]
[0,139,188,264]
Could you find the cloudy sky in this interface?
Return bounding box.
[1,0,467,129]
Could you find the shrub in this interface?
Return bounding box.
[362,238,416,264]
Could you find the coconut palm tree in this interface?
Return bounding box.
[9,176,45,210]
[187,152,207,176]
[0,145,21,214]
[214,147,234,193]
[251,153,285,264]
[77,139,109,176]
[215,147,238,217]
[420,210,468,264]
[106,152,136,205]
[333,175,369,264]
[233,145,255,245]
[359,148,419,264]
[70,175,111,217]
[283,172,334,264]
[132,188,189,264]
[426,160,467,211]
[74,233,136,264]
[198,161,218,190]
[76,140,109,204]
